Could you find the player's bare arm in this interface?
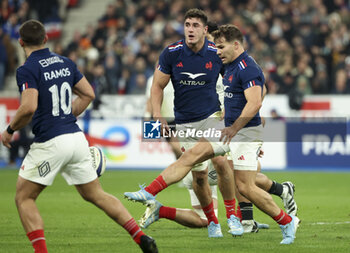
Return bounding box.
[151,68,170,118]
[151,68,171,133]
[1,88,38,148]
[72,76,95,117]
[220,85,262,144]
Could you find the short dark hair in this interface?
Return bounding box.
[207,21,218,34]
[212,24,244,44]
[184,8,207,26]
[19,20,46,46]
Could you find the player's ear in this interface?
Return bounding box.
[204,25,208,34]
[234,40,240,49]
[43,34,48,44]
[18,38,24,47]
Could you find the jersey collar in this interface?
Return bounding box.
[230,51,248,66]
[183,38,208,57]
[29,48,50,58]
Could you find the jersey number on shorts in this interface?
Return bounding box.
[48,82,72,116]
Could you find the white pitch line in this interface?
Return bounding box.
[309,221,350,225]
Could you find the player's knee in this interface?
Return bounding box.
[181,149,199,166]
[236,181,251,198]
[14,193,22,207]
[200,219,209,227]
[194,219,208,228]
[14,191,34,207]
[80,191,98,203]
[255,173,267,189]
[211,156,228,173]
[81,189,108,206]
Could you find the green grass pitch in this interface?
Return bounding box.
[1,169,350,253]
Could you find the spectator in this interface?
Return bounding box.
[2,0,350,97]
[312,69,329,94]
[104,50,121,93]
[296,75,312,95]
[0,27,7,91]
[278,72,295,95]
[0,25,16,79]
[2,13,20,40]
[332,69,350,94]
[91,63,108,109]
[129,73,147,95]
[0,0,12,25]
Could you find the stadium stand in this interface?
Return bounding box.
[0,0,80,92]
[1,0,349,96]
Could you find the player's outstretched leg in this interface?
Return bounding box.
[124,184,156,204]
[140,198,211,229]
[280,215,300,244]
[125,141,214,205]
[281,181,298,216]
[76,179,158,252]
[140,200,162,228]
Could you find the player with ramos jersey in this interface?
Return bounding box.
[0,20,157,253]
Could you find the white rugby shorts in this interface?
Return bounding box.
[176,111,224,171]
[19,132,97,186]
[210,125,263,171]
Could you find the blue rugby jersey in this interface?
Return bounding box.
[16,48,83,142]
[223,51,265,128]
[158,38,224,124]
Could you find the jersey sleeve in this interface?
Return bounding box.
[239,66,265,90]
[16,66,38,93]
[157,48,172,75]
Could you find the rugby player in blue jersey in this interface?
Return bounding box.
[214,24,299,244]
[126,24,299,244]
[1,20,157,253]
[125,9,242,238]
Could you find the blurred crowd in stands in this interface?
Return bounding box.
[1,0,350,98]
[0,0,76,90]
